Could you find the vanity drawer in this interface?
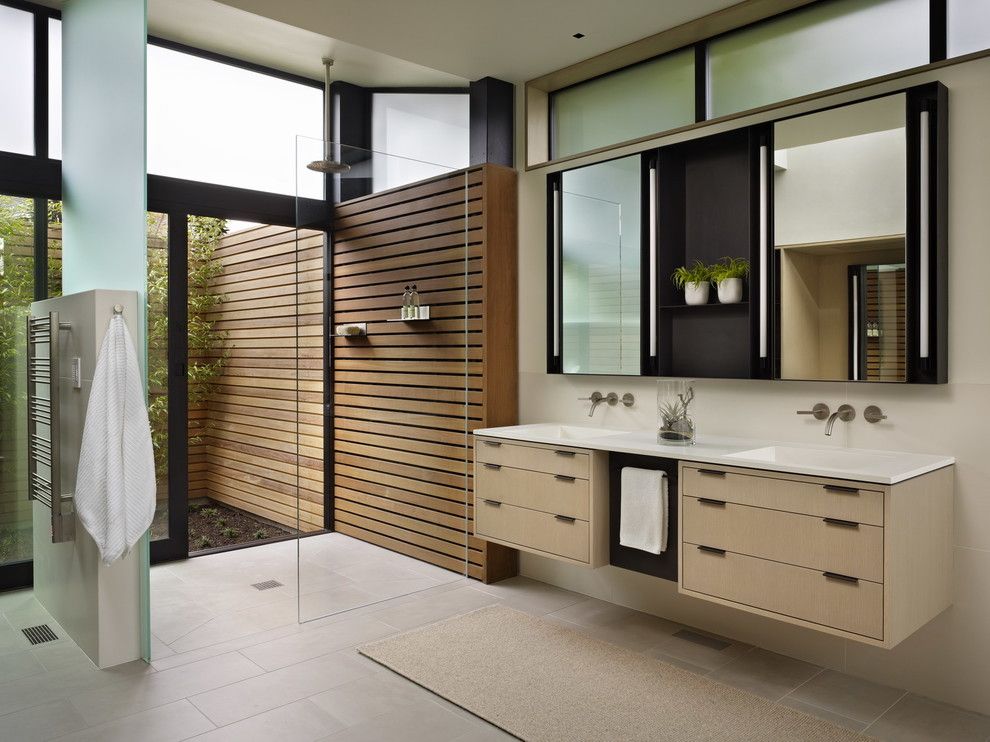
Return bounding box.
[475,500,590,563]
[476,463,589,519]
[682,546,883,640]
[681,465,884,526]
[682,497,883,582]
[476,438,589,479]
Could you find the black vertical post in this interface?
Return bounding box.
[694,43,708,122]
[329,81,373,202]
[930,0,948,63]
[469,77,515,167]
[33,11,49,161]
[33,199,48,301]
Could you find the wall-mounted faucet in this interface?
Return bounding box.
[825,404,856,436]
[796,402,830,420]
[579,391,635,417]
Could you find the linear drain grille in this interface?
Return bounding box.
[22,624,58,645]
[251,579,283,591]
[673,629,731,651]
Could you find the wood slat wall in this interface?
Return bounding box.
[196,223,325,531]
[332,164,519,583]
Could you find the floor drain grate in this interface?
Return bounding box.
[251,579,283,591]
[673,629,731,651]
[22,624,58,645]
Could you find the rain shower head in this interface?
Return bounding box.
[307,57,352,175]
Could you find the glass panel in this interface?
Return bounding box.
[295,137,468,623]
[553,49,694,158]
[774,94,907,382]
[371,93,470,191]
[47,201,62,297]
[0,5,35,155]
[560,155,641,374]
[709,0,928,119]
[948,0,990,57]
[49,19,62,160]
[147,45,322,195]
[146,213,169,541]
[0,196,35,567]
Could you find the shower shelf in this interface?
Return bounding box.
[387,306,432,322]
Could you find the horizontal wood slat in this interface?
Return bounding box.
[331,165,518,582]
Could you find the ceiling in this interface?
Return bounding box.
[213,0,741,83]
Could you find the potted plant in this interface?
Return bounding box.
[672,261,712,305]
[710,256,750,304]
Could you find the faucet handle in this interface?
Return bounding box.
[797,403,830,421]
[864,405,887,423]
[578,391,604,402]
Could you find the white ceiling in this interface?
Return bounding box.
[166,0,741,85]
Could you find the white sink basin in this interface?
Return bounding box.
[725,445,896,470]
[519,424,625,441]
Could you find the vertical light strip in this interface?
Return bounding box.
[553,183,561,358]
[851,273,860,381]
[649,165,658,358]
[919,109,930,359]
[758,144,768,359]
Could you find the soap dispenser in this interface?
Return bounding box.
[401,285,411,319]
[410,284,421,320]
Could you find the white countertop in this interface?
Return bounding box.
[473,424,954,485]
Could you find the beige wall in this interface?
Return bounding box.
[512,56,990,715]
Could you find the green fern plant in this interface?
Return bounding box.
[709,256,750,284]
[671,260,712,288]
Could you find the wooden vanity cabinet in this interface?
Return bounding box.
[678,462,953,648]
[474,437,608,567]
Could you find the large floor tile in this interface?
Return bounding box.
[708,648,822,701]
[187,699,343,742]
[645,628,752,672]
[865,694,990,742]
[0,660,151,717]
[545,596,636,627]
[309,672,440,727]
[0,698,89,741]
[779,697,869,733]
[786,669,906,724]
[68,651,262,726]
[240,616,396,671]
[50,699,214,742]
[370,586,499,631]
[316,698,478,742]
[167,596,299,653]
[0,647,45,684]
[189,649,372,726]
[470,576,585,615]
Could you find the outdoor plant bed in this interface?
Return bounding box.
[188,498,296,552]
[0,527,31,564]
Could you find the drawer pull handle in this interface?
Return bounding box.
[483,463,502,471]
[823,517,859,529]
[823,571,859,584]
[482,440,502,447]
[823,484,860,494]
[554,450,576,457]
[698,469,726,477]
[698,497,727,507]
[554,514,576,523]
[483,499,502,507]
[697,545,726,555]
[554,474,576,482]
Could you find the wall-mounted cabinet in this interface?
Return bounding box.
[546,82,947,383]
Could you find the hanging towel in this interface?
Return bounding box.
[74,314,156,565]
[619,467,668,554]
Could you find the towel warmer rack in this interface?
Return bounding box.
[27,311,73,543]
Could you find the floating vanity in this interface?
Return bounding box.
[473,424,954,648]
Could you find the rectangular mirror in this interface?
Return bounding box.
[774,94,907,382]
[552,155,641,374]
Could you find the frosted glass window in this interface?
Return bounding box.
[709,0,928,119]
[552,49,694,159]
[371,93,469,191]
[948,0,990,57]
[147,45,322,196]
[49,19,62,159]
[0,6,35,155]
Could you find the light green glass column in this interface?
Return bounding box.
[60,0,150,662]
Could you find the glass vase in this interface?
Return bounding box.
[657,379,696,445]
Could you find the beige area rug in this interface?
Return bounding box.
[359,605,873,742]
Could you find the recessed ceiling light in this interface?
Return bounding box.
[572,32,585,39]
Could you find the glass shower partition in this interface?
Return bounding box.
[295,138,470,622]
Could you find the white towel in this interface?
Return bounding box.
[619,467,668,554]
[74,314,156,565]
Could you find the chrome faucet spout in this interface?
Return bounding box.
[825,404,856,436]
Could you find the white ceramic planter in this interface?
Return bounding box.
[717,277,743,304]
[684,281,710,305]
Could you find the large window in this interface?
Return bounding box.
[0,5,35,155]
[708,0,928,119]
[371,93,469,191]
[948,0,990,58]
[552,49,695,159]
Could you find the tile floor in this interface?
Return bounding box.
[0,534,988,741]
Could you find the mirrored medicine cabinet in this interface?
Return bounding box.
[546,82,947,383]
